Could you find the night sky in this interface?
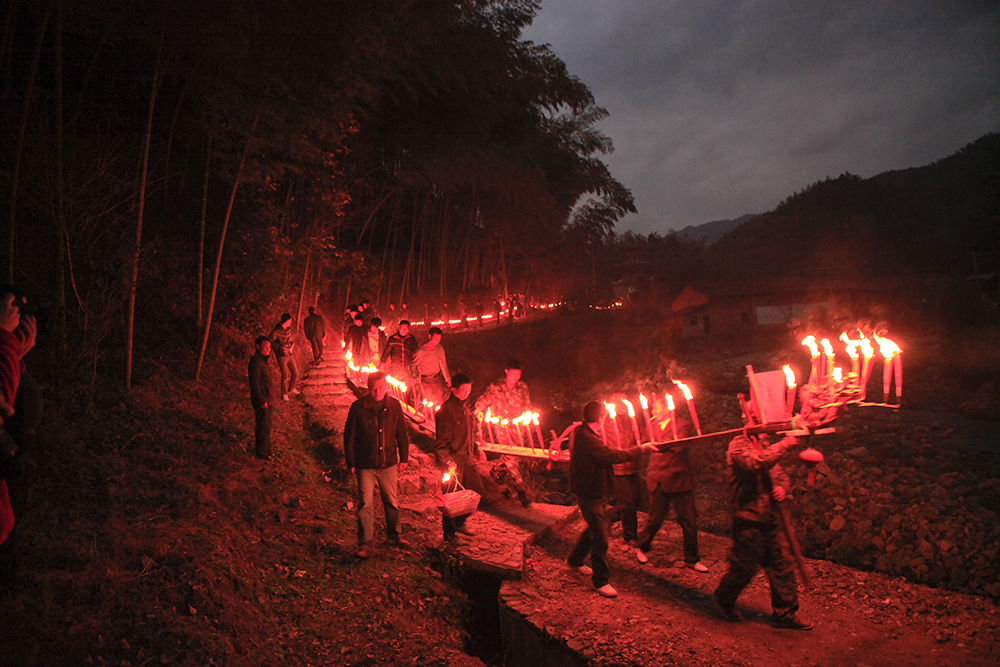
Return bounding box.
[524,1,1000,234]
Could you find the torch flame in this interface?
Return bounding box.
[673,380,694,400]
[621,398,636,418]
[531,413,539,426]
[639,394,648,409]
[441,472,451,483]
[832,367,844,382]
[800,335,820,358]
[860,336,874,359]
[604,403,617,419]
[873,333,901,358]
[820,338,834,358]
[665,394,675,410]
[484,407,492,422]
[839,332,861,359]
[782,365,796,387]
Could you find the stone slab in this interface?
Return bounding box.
[432,502,578,580]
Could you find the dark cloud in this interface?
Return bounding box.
[524,1,1000,233]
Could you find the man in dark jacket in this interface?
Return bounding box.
[247,336,277,460]
[635,415,708,571]
[303,306,326,364]
[434,374,486,539]
[269,313,299,400]
[566,401,652,598]
[345,314,367,360]
[711,432,812,630]
[380,320,418,380]
[344,372,410,559]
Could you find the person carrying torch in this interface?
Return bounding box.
[435,374,487,540]
[635,413,709,572]
[566,401,657,598]
[473,360,533,506]
[711,430,813,630]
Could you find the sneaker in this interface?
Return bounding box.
[356,545,371,559]
[595,583,618,598]
[711,593,743,621]
[771,614,813,630]
[282,394,289,401]
[687,561,709,573]
[568,563,594,576]
[635,548,649,564]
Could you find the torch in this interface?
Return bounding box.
[859,336,875,401]
[874,334,902,404]
[782,365,796,418]
[640,393,660,440]
[604,403,622,447]
[532,412,544,450]
[621,398,643,444]
[820,338,835,380]
[665,393,678,440]
[801,335,821,383]
[673,380,702,436]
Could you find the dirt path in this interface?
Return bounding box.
[502,520,1000,667]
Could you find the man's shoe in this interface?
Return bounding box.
[289,388,301,396]
[687,561,709,573]
[711,593,743,621]
[356,545,371,559]
[771,614,813,630]
[282,394,289,401]
[389,537,410,548]
[517,491,531,507]
[568,563,594,576]
[635,548,649,564]
[595,583,618,598]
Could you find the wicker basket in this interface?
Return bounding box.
[434,476,481,518]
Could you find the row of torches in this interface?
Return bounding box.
[406,301,563,328]
[343,328,903,454]
[800,331,902,404]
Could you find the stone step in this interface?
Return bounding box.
[420,502,578,580]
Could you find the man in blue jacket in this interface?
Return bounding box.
[344,372,410,559]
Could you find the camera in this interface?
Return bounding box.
[1,285,51,332]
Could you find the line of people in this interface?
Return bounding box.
[563,398,813,628]
[246,304,812,629]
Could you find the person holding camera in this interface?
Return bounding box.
[0,292,26,550]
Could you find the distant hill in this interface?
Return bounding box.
[675,213,757,246]
[706,133,1000,281]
